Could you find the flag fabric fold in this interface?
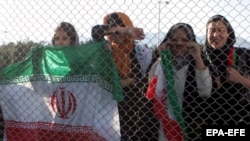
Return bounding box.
[146,49,187,141]
[0,41,123,141]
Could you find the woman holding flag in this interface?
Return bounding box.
[204,15,250,126]
[146,23,212,141]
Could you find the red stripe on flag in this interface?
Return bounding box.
[5,121,106,141]
[146,76,185,141]
[146,76,157,99]
[227,47,234,67]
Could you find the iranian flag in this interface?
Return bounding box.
[146,49,187,141]
[0,41,123,141]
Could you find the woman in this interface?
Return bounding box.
[91,12,159,141]
[52,22,79,46]
[147,23,212,141]
[204,14,250,125]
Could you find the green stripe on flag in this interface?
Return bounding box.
[160,49,188,140]
[0,41,123,101]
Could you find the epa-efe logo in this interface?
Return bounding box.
[51,87,77,119]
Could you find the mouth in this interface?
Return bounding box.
[172,44,185,49]
[212,38,220,43]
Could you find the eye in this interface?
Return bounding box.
[219,28,225,33]
[208,28,216,33]
[171,38,178,42]
[62,36,68,41]
[113,31,120,35]
[54,36,60,40]
[182,38,189,42]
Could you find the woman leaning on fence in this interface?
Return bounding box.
[203,14,250,126]
[91,12,159,141]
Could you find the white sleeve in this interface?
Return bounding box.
[195,67,212,97]
[135,43,153,75]
[154,63,167,98]
[148,59,160,82]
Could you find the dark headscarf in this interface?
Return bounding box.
[160,23,197,46]
[150,23,197,71]
[205,15,236,73]
[160,23,198,70]
[159,22,198,69]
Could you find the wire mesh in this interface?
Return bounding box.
[0,0,249,141]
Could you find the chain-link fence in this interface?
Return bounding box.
[0,0,250,141]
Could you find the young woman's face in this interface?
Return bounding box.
[169,28,190,57]
[207,20,229,49]
[54,30,71,46]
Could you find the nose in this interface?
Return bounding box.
[55,40,64,46]
[213,31,219,37]
[58,39,65,45]
[175,39,185,46]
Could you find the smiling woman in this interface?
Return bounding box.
[203,14,250,131]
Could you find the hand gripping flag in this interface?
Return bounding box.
[0,41,123,141]
[146,49,188,141]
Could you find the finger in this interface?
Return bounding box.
[138,28,143,32]
[227,67,233,72]
[140,35,145,38]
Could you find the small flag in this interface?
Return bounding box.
[146,49,188,141]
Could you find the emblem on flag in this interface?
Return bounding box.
[51,87,77,119]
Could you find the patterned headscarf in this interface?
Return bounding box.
[103,12,135,79]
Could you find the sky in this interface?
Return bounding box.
[0,0,249,47]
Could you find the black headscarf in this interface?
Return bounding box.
[160,23,198,70]
[160,23,197,45]
[205,15,236,73]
